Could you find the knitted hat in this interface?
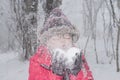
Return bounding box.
[39,8,80,44]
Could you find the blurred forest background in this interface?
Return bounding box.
[0,0,120,73]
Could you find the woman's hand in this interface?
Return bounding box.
[51,50,67,76]
[70,51,83,76]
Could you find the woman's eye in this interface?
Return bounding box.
[52,37,59,40]
[63,34,71,39]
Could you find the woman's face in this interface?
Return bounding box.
[47,34,73,51]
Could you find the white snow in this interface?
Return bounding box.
[0,52,29,80]
[52,47,81,69]
[0,0,120,80]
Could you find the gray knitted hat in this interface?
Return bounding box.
[39,8,80,44]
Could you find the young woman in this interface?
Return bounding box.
[28,8,94,80]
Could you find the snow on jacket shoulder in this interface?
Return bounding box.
[28,46,94,80]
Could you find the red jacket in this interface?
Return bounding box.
[28,46,94,80]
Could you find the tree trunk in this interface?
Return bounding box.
[110,0,120,72]
[93,27,99,64]
[42,0,62,19]
[22,0,38,59]
[117,0,120,9]
[116,25,120,72]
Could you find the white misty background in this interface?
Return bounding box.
[0,0,120,80]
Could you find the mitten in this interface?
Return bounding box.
[70,51,83,76]
[51,49,67,76]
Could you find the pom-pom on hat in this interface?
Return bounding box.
[39,8,80,44]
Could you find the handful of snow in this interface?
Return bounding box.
[52,47,81,68]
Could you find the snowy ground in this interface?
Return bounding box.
[0,50,120,80]
[91,63,120,80]
[86,49,120,80]
[80,37,120,80]
[0,52,29,80]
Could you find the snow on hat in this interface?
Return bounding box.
[39,8,80,44]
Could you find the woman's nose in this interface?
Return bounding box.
[61,40,67,47]
[60,39,66,44]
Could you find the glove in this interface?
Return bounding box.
[70,51,83,76]
[51,49,67,76]
[63,69,70,80]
